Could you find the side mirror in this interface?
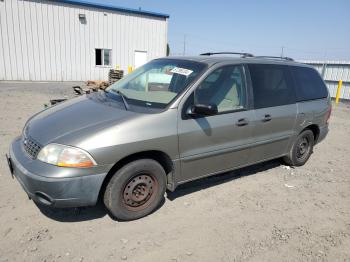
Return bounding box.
[187,104,218,116]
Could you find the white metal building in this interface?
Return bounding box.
[0,0,169,81]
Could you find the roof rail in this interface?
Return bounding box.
[253,56,294,61]
[200,52,254,58]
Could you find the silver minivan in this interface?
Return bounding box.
[7,54,331,220]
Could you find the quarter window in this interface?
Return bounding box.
[248,64,295,109]
[194,65,247,113]
[291,67,328,101]
[95,49,111,66]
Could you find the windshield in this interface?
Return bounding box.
[107,59,206,109]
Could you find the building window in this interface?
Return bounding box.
[95,49,111,66]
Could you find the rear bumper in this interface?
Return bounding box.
[317,125,329,144]
[8,137,108,208]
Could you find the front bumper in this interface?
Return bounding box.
[8,137,108,208]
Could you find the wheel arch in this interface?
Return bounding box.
[302,124,320,143]
[98,150,174,201]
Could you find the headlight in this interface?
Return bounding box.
[37,144,97,168]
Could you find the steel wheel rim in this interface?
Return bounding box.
[122,173,158,211]
[296,136,310,161]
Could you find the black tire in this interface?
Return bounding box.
[103,159,166,221]
[283,129,314,166]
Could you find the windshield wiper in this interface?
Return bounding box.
[116,90,130,110]
[104,89,129,110]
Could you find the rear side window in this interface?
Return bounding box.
[291,67,328,101]
[248,64,295,109]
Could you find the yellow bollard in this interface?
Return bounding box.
[128,66,133,74]
[335,80,343,105]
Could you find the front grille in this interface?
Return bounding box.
[22,136,42,159]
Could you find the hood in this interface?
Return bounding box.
[24,92,138,146]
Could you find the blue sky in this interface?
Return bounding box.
[93,0,349,60]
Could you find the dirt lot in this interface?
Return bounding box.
[0,82,349,262]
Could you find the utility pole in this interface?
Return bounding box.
[183,34,186,56]
[321,49,328,79]
[281,46,284,57]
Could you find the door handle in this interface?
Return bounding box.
[262,114,272,122]
[236,118,248,126]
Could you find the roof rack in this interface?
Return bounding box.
[199,52,294,61]
[200,52,254,58]
[253,56,294,61]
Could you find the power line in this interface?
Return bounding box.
[170,31,350,56]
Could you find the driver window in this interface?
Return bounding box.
[194,65,246,113]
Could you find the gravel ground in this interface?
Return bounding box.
[0,82,349,262]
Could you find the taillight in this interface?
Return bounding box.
[326,106,332,124]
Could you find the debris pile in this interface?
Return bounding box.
[47,70,124,106]
[86,80,109,90]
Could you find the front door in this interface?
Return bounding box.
[178,65,255,182]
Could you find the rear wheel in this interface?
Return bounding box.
[103,159,166,221]
[283,129,314,166]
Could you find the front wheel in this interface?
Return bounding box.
[283,129,314,166]
[103,159,166,221]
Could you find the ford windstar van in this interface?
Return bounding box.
[7,53,331,220]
